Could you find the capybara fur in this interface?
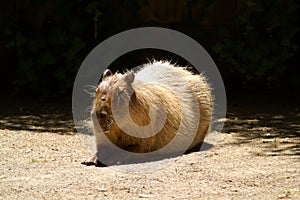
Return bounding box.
[86,61,212,165]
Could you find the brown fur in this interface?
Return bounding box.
[91,61,212,156]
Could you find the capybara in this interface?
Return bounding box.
[83,61,212,165]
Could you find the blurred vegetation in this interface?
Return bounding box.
[0,0,299,99]
[212,0,299,88]
[1,0,94,98]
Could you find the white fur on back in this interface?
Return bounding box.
[134,61,201,152]
[135,61,181,83]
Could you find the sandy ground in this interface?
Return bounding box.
[0,98,299,199]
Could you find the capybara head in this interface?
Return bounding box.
[92,69,135,132]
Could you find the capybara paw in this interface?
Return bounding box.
[81,155,97,166]
[81,155,107,167]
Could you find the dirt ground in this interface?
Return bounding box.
[0,95,299,200]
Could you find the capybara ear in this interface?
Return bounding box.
[124,72,135,85]
[103,69,112,78]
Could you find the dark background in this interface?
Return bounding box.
[0,0,299,102]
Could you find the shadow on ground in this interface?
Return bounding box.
[0,99,75,134]
[223,96,300,157]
